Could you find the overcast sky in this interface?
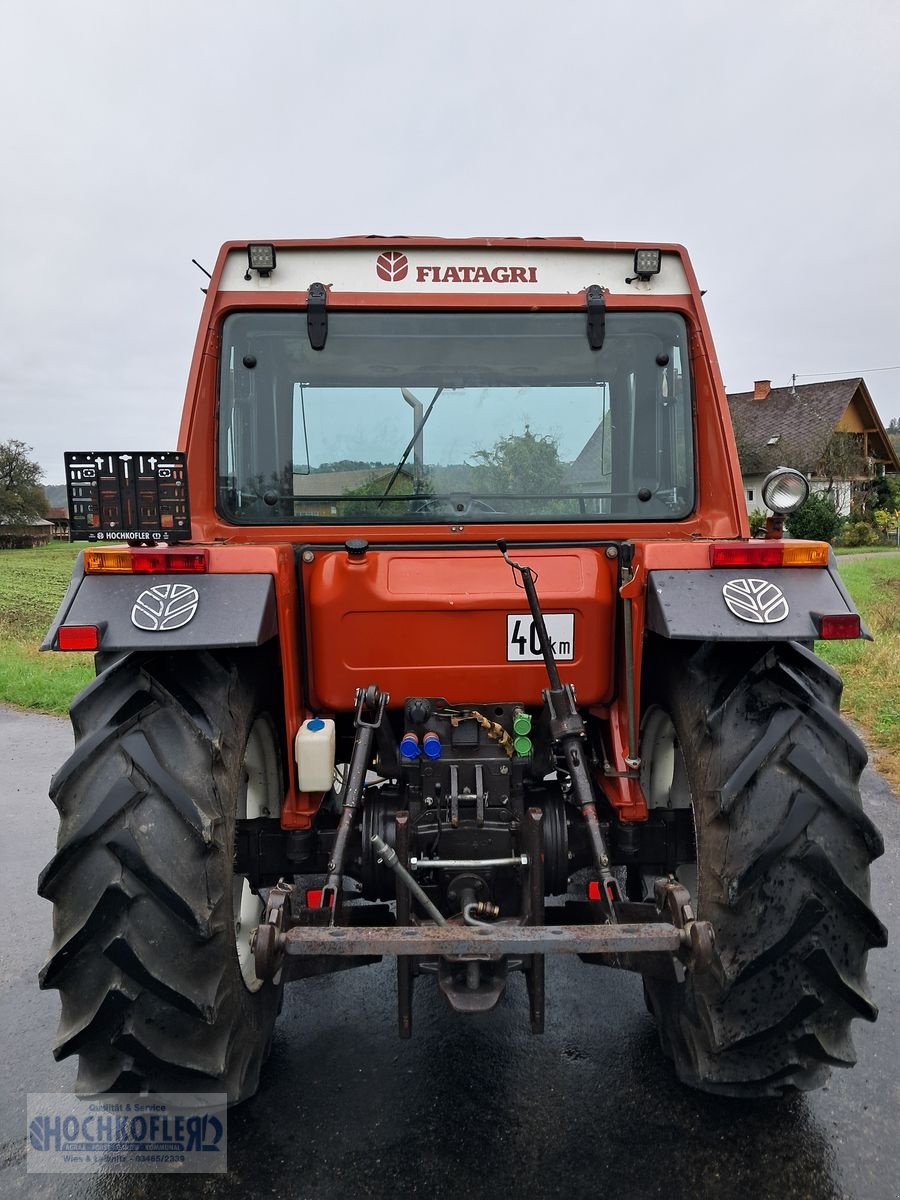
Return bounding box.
[2,0,898,482]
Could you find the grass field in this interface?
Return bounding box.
[1,542,898,785]
[819,554,900,787]
[0,542,93,711]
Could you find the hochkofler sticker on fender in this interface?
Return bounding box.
[507,614,575,661]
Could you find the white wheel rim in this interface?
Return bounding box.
[640,708,677,810]
[233,716,282,993]
[640,706,698,905]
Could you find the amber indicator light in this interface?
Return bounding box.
[709,542,829,568]
[85,548,208,574]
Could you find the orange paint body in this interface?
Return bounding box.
[172,238,751,829]
[305,548,617,711]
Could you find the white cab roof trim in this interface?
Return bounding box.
[219,247,691,296]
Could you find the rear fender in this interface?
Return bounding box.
[44,543,317,827]
[43,557,277,651]
[645,555,869,642]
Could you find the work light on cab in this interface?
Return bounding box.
[245,243,276,278]
[626,248,662,283]
[762,467,810,515]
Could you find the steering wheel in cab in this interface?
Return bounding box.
[416,493,498,517]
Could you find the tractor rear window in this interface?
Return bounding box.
[217,310,694,524]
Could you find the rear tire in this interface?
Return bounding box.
[641,640,886,1097]
[38,650,284,1105]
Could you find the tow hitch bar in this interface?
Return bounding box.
[266,909,715,967]
[252,875,716,981]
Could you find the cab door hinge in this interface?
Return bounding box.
[307,282,328,351]
[585,284,606,350]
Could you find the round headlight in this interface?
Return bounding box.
[762,467,810,515]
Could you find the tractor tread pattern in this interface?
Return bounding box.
[39,650,280,1104]
[644,638,884,1097]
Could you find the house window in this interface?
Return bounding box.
[747,489,754,501]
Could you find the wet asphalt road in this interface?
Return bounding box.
[2,705,898,1200]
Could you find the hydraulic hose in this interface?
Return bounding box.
[370,834,448,926]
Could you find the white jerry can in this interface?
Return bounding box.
[294,717,336,792]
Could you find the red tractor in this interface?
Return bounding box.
[41,238,885,1103]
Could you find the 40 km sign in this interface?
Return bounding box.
[506,613,575,662]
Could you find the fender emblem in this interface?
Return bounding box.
[722,578,789,624]
[131,583,200,631]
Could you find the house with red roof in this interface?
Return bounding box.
[726,378,899,515]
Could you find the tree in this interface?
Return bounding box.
[469,427,565,498]
[338,466,424,516]
[785,492,843,543]
[870,470,900,513]
[887,417,900,459]
[815,432,870,515]
[0,440,48,523]
[312,459,390,473]
[748,507,768,536]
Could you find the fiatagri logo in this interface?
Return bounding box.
[375,251,538,285]
[376,251,409,281]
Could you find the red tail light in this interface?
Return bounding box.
[709,542,829,568]
[57,625,101,651]
[710,544,783,568]
[129,550,208,573]
[818,614,861,640]
[85,548,208,574]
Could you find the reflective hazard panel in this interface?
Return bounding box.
[506,614,575,662]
